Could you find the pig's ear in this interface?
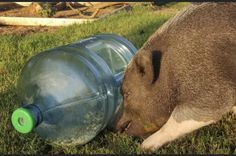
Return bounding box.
[134,49,162,85]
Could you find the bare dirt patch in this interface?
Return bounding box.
[0,2,130,36]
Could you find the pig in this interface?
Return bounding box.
[115,2,236,152]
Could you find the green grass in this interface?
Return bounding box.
[1,3,236,154]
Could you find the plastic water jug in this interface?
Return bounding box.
[11,34,137,146]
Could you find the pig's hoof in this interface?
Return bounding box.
[232,106,236,114]
[141,139,160,152]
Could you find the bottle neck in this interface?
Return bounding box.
[23,103,43,128]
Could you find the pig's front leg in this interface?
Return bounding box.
[141,105,215,152]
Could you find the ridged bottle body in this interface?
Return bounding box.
[16,34,137,146]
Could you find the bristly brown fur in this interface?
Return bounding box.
[115,2,236,138]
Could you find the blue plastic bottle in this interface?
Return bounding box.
[11,34,137,146]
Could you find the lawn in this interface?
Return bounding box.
[0,2,236,154]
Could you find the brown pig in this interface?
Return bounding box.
[115,2,236,151]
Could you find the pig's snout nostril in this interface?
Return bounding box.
[118,120,131,132]
[125,122,131,132]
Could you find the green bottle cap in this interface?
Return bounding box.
[11,108,36,134]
